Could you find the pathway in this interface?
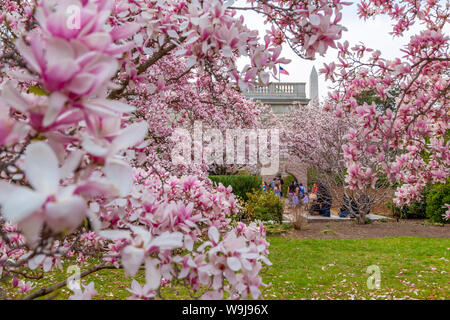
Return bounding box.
[283,204,390,223]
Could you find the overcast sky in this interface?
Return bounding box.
[236,1,448,101]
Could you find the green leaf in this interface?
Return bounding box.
[28,85,49,96]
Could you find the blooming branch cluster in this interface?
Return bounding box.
[94,171,269,299]
[321,0,449,205]
[0,0,374,300]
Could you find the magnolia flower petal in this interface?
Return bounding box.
[66,73,96,95]
[112,121,148,152]
[1,82,29,112]
[0,181,46,223]
[122,246,145,277]
[241,259,253,271]
[129,279,141,294]
[110,23,140,41]
[150,232,183,250]
[309,14,321,26]
[28,254,46,270]
[260,256,272,266]
[15,37,42,74]
[145,258,161,290]
[99,229,131,241]
[45,195,87,233]
[43,257,53,272]
[184,234,194,251]
[43,92,67,127]
[60,149,84,178]
[227,257,241,271]
[86,99,135,114]
[86,209,101,232]
[81,137,109,157]
[250,286,260,299]
[103,160,133,197]
[129,225,151,244]
[25,142,60,194]
[208,226,220,244]
[74,179,116,198]
[18,213,45,247]
[46,36,75,61]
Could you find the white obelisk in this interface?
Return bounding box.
[309,66,319,106]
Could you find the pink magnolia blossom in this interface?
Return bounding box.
[69,282,97,300]
[100,226,183,282]
[18,280,35,293]
[16,33,119,98]
[127,279,156,300]
[443,204,450,221]
[81,121,148,165]
[0,142,87,244]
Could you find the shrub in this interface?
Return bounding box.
[209,175,262,202]
[387,198,427,220]
[263,221,292,235]
[426,179,450,223]
[388,181,449,221]
[387,184,432,219]
[242,189,284,223]
[237,169,251,175]
[292,207,307,230]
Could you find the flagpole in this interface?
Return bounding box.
[278,64,281,83]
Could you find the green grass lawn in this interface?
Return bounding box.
[262,237,449,300]
[8,237,449,300]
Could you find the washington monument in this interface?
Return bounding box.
[309,66,319,105]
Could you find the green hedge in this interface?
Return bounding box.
[209,175,262,202]
[242,189,284,223]
[426,180,450,223]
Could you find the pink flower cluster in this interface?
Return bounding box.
[0,0,374,300]
[320,0,449,205]
[0,0,148,244]
[92,171,269,299]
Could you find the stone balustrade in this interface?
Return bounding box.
[246,82,306,98]
[243,82,309,114]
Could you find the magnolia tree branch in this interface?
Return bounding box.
[108,38,186,100]
[23,263,118,300]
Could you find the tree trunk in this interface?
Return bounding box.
[356,209,370,224]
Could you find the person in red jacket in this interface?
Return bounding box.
[312,183,319,193]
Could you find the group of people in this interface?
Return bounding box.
[287,180,307,207]
[262,176,370,219]
[308,182,332,217]
[283,180,331,217]
[262,176,284,198]
[262,177,309,208]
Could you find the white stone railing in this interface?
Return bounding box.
[245,82,306,98]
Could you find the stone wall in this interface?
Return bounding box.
[285,160,308,189]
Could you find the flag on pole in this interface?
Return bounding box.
[279,66,289,75]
